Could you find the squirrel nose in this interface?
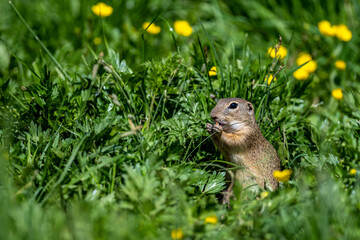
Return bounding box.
[211,115,218,122]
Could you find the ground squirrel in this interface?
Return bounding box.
[206,98,280,203]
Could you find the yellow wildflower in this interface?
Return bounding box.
[293,53,317,80]
[318,20,335,36]
[204,215,218,224]
[332,88,343,100]
[273,169,292,182]
[171,229,184,240]
[334,24,352,42]
[260,191,269,199]
[264,74,277,85]
[142,22,161,34]
[335,60,346,70]
[302,60,317,73]
[318,21,352,41]
[93,37,102,45]
[209,66,217,76]
[296,53,317,73]
[267,45,287,59]
[293,68,310,80]
[174,20,193,37]
[91,2,113,18]
[350,169,357,175]
[296,53,311,66]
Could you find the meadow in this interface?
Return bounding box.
[1,0,360,239]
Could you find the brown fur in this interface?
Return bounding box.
[206,98,280,202]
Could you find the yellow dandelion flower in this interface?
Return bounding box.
[350,169,357,175]
[303,60,317,73]
[174,20,193,37]
[296,52,312,66]
[333,24,352,42]
[171,229,184,240]
[260,191,269,199]
[267,45,287,59]
[142,22,161,34]
[91,2,113,18]
[293,68,310,80]
[93,37,102,45]
[335,60,346,70]
[264,74,277,85]
[296,53,317,73]
[273,169,293,182]
[204,215,218,224]
[209,66,217,76]
[318,20,335,37]
[332,88,343,100]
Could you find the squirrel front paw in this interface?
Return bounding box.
[206,123,223,134]
[206,123,213,134]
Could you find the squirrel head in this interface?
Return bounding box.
[210,98,256,133]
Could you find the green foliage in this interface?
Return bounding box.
[1,0,360,239]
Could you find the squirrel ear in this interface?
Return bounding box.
[247,102,253,114]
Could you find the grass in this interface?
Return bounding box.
[1,0,360,239]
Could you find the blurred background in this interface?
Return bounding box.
[1,0,359,100]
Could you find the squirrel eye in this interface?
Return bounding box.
[229,103,238,109]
